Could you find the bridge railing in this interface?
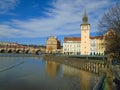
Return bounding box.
[93,74,106,90]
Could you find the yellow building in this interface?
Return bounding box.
[91,29,115,55]
[46,36,60,53]
[90,36,105,55]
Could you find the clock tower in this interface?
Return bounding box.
[80,10,90,55]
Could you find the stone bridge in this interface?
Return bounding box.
[0,46,45,54]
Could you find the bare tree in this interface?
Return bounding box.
[99,3,120,33]
[98,3,120,63]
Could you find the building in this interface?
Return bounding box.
[90,36,105,55]
[80,10,90,55]
[63,11,105,55]
[0,42,18,46]
[46,36,61,53]
[63,37,81,55]
[90,36,97,55]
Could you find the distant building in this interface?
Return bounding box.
[46,36,61,53]
[63,37,81,55]
[0,42,18,46]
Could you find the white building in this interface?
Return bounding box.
[63,11,105,55]
[90,36,104,55]
[63,37,81,55]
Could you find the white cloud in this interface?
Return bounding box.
[0,0,19,14]
[0,0,117,38]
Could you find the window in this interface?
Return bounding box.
[91,48,92,50]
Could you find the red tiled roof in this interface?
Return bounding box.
[64,37,81,42]
[90,36,103,39]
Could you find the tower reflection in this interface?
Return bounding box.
[79,70,92,90]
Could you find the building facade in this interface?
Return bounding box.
[90,36,105,55]
[63,37,81,55]
[46,36,60,53]
[63,11,105,55]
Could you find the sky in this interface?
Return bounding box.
[0,0,119,45]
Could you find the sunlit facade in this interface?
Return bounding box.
[46,36,60,53]
[63,11,106,55]
[63,37,81,55]
[90,36,105,55]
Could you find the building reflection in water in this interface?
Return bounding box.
[62,64,80,77]
[79,70,93,90]
[46,61,60,78]
[62,64,98,90]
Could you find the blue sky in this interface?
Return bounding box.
[0,0,119,45]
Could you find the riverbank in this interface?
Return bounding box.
[43,55,120,90]
[43,54,87,69]
[43,54,107,74]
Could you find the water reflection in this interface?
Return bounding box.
[62,64,80,77]
[79,70,92,90]
[0,56,100,90]
[46,61,60,78]
[0,61,24,72]
[62,64,98,90]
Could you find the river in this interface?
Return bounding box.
[0,54,99,90]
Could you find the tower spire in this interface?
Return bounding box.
[82,9,88,24]
[84,9,87,17]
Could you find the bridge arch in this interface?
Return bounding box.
[25,50,31,54]
[8,49,13,53]
[35,50,42,55]
[0,49,5,53]
[16,49,23,53]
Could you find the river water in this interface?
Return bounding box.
[0,54,99,90]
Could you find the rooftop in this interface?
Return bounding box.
[90,36,103,39]
[64,37,81,42]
